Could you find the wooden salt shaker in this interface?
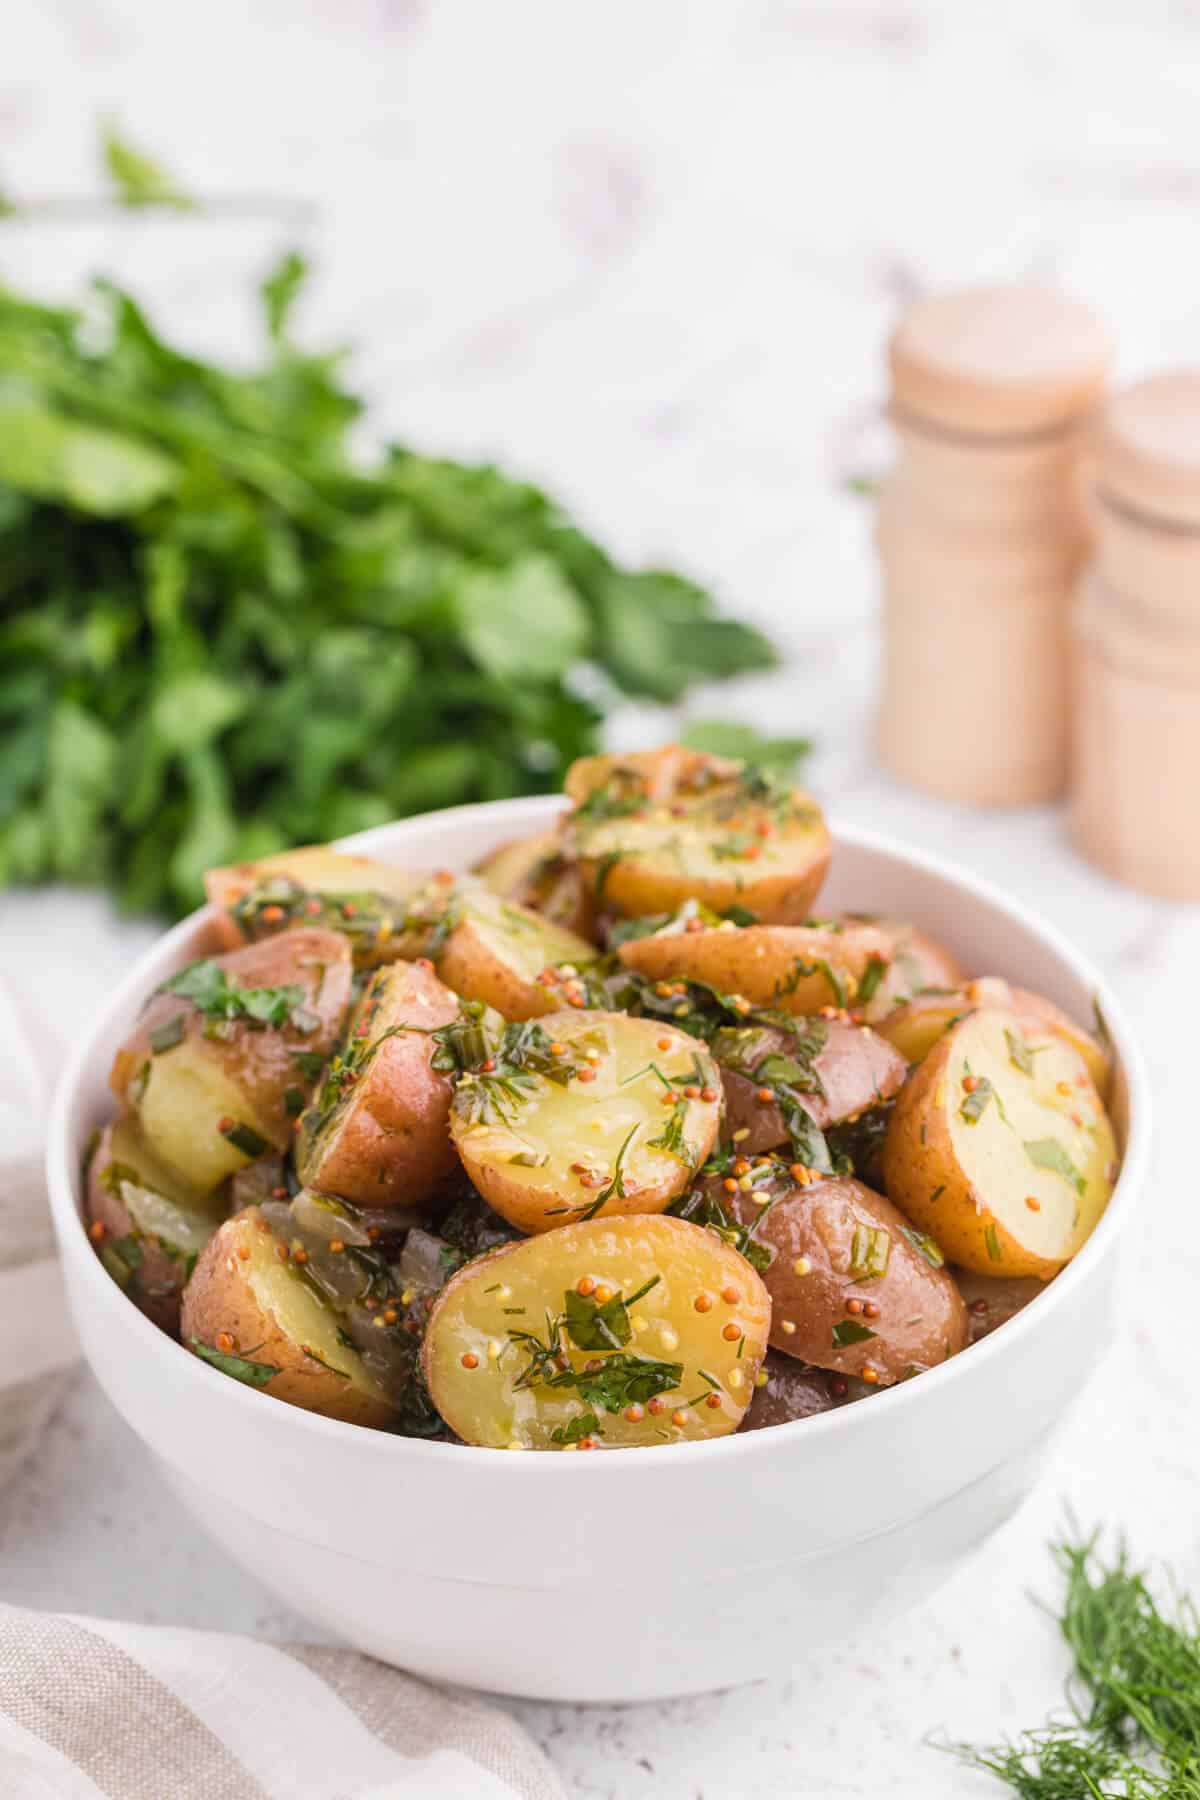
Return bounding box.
[1071,374,1200,898]
[875,285,1112,805]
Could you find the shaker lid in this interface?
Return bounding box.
[1090,372,1200,528]
[889,285,1112,438]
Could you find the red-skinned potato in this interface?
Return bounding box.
[448,1011,721,1234]
[882,1007,1118,1278]
[86,1118,227,1332]
[698,1165,968,1383]
[876,977,1112,1098]
[618,920,894,1016]
[181,1208,396,1427]
[565,746,830,923]
[205,846,423,961]
[423,1214,772,1449]
[435,886,596,1022]
[110,928,352,1192]
[714,1017,907,1156]
[296,959,461,1207]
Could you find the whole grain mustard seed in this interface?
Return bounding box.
[659,1326,680,1352]
[792,1257,811,1277]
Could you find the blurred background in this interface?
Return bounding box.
[2,4,1199,1796]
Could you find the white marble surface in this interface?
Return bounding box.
[2,2,1200,1794]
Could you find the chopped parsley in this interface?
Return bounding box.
[157,959,318,1034]
[189,1337,279,1388]
[1024,1137,1087,1196]
[832,1319,876,1348]
[959,1076,994,1125]
[901,1226,946,1269]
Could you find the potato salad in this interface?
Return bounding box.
[85,746,1120,1449]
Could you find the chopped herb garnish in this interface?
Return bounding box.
[984,1223,1003,1262]
[855,954,889,1006]
[292,1050,327,1080]
[189,1337,280,1388]
[832,1319,876,1348]
[1005,1028,1035,1076]
[149,1013,186,1054]
[563,1276,661,1352]
[551,1411,602,1446]
[849,1224,891,1281]
[1024,1136,1087,1196]
[157,960,315,1033]
[219,1119,270,1158]
[574,1122,639,1222]
[901,1226,945,1269]
[283,1085,305,1118]
[959,1076,994,1125]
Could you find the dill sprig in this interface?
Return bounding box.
[949,1530,1200,1796]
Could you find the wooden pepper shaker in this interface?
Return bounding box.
[875,285,1112,805]
[1071,373,1200,898]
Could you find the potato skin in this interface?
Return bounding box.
[110,929,353,1190]
[717,1019,907,1156]
[181,1209,395,1427]
[449,1011,721,1235]
[296,959,461,1207]
[713,1172,968,1383]
[619,921,894,1016]
[436,889,595,1022]
[86,1120,224,1333]
[881,1007,1118,1278]
[205,847,422,961]
[876,977,1112,1098]
[566,745,831,923]
[474,831,597,942]
[422,1214,772,1449]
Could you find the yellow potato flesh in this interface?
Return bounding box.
[450,1012,720,1233]
[878,978,1112,1096]
[233,1214,389,1407]
[423,1214,771,1449]
[568,754,829,920]
[439,889,594,1019]
[135,1040,276,1191]
[886,1008,1117,1275]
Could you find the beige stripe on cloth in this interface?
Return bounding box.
[284,1645,562,1800]
[0,1604,566,1800]
[0,1605,266,1799]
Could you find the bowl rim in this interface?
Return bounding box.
[46,794,1152,1475]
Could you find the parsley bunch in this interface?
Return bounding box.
[0,137,778,915]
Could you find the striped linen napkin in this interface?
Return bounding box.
[0,971,565,1800]
[0,1605,565,1799]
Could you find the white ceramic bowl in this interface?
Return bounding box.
[47,798,1150,1703]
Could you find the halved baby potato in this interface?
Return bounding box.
[296,959,461,1207]
[110,928,353,1193]
[181,1207,395,1427]
[205,846,425,962]
[882,1006,1119,1278]
[709,1168,967,1383]
[714,1017,907,1157]
[565,745,830,922]
[876,977,1112,1098]
[436,885,595,1021]
[475,831,596,942]
[86,1118,227,1332]
[618,920,895,1016]
[422,1213,771,1449]
[449,1010,722,1234]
